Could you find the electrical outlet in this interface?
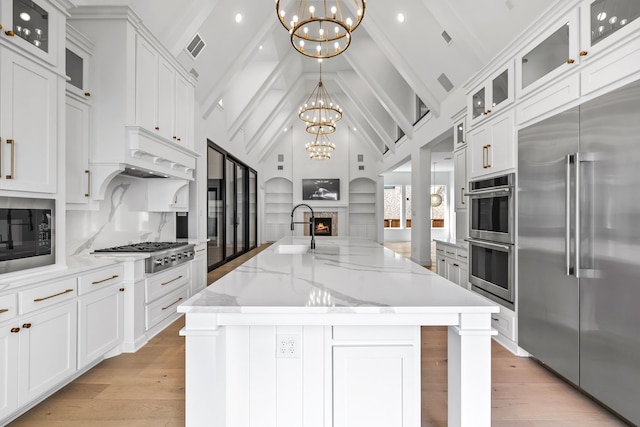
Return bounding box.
[276,334,300,358]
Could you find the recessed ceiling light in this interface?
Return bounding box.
[397,13,405,23]
[259,45,263,50]
[19,12,31,21]
[284,127,288,132]
[235,13,242,23]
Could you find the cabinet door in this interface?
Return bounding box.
[458,262,469,289]
[157,56,175,142]
[174,73,191,145]
[77,285,123,369]
[333,345,417,427]
[0,48,57,193]
[487,112,515,173]
[18,301,77,403]
[454,148,467,211]
[192,248,207,295]
[437,256,447,278]
[468,124,491,179]
[65,96,91,204]
[0,324,19,421]
[446,258,460,286]
[135,36,158,132]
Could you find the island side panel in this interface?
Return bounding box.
[447,313,495,427]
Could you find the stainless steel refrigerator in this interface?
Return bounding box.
[518,78,640,424]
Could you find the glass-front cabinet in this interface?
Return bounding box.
[468,62,514,125]
[579,0,640,59]
[0,0,61,66]
[516,10,580,96]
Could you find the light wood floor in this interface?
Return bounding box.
[9,242,628,426]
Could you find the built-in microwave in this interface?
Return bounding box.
[0,197,54,275]
[466,173,515,244]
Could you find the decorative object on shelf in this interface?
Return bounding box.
[276,0,366,59]
[299,62,343,135]
[431,162,443,207]
[305,131,336,160]
[13,0,48,52]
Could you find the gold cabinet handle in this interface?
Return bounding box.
[0,308,8,314]
[154,126,160,131]
[457,254,468,259]
[453,263,459,267]
[84,92,91,97]
[119,288,125,292]
[485,144,492,168]
[91,274,119,285]
[177,138,181,142]
[567,58,575,64]
[6,139,14,179]
[161,297,183,311]
[491,317,499,322]
[461,187,465,205]
[11,327,20,333]
[161,275,183,286]
[172,136,177,140]
[34,289,74,302]
[85,169,91,197]
[22,323,32,329]
[579,51,588,57]
[482,145,488,168]
[5,30,15,37]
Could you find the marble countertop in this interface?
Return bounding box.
[433,238,468,249]
[179,237,497,316]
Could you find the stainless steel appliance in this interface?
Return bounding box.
[467,238,514,310]
[467,173,515,244]
[518,79,640,424]
[94,242,195,273]
[0,197,54,274]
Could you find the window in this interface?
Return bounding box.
[384,186,402,228]
[415,96,429,124]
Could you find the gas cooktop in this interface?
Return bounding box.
[93,241,195,273]
[93,241,189,253]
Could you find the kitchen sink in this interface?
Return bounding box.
[272,244,310,254]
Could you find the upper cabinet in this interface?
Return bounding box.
[0,0,65,68]
[468,110,515,180]
[0,48,57,193]
[468,62,514,126]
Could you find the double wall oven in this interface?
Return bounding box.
[465,173,515,309]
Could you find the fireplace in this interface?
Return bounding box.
[313,218,332,236]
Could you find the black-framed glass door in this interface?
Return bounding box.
[208,141,257,270]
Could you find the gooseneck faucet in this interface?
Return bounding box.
[290,203,316,250]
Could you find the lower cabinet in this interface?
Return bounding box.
[333,345,416,427]
[18,301,78,404]
[78,284,124,369]
[191,243,207,295]
[144,264,190,332]
[0,323,19,421]
[435,241,469,289]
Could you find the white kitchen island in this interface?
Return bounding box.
[178,237,498,427]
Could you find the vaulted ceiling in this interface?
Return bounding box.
[73,0,556,161]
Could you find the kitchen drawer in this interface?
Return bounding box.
[456,248,468,264]
[145,287,188,331]
[0,293,18,323]
[19,277,77,315]
[145,264,190,303]
[333,326,416,342]
[78,264,124,295]
[491,308,515,341]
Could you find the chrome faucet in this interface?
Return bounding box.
[290,203,316,250]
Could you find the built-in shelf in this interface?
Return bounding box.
[348,178,377,240]
[265,177,293,242]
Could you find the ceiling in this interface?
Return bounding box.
[72,0,557,162]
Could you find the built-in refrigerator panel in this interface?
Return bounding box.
[578,80,640,424]
[518,107,580,385]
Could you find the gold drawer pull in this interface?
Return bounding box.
[567,58,575,64]
[34,289,74,302]
[85,170,91,197]
[491,317,499,322]
[22,323,32,329]
[91,274,119,285]
[11,327,20,333]
[161,275,183,286]
[161,297,183,311]
[5,30,15,37]
[579,51,588,57]
[457,255,468,259]
[6,139,14,179]
[0,308,8,314]
[119,288,125,292]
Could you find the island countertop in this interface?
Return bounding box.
[178,236,498,316]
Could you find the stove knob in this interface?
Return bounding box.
[154,258,163,265]
[164,257,170,263]
[177,253,182,260]
[171,255,177,261]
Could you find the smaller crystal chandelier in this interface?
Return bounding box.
[299,63,342,134]
[276,0,366,59]
[306,132,336,160]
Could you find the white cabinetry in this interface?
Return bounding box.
[468,62,514,127]
[77,264,124,369]
[18,301,77,403]
[265,177,293,242]
[0,48,57,193]
[453,146,467,211]
[65,95,91,204]
[435,241,469,289]
[144,264,190,334]
[0,321,19,421]
[348,178,377,240]
[468,110,515,179]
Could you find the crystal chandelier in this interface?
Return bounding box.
[299,63,342,135]
[276,0,366,59]
[306,132,335,160]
